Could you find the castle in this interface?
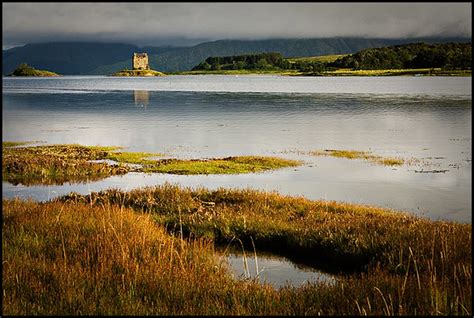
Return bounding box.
[133,53,149,70]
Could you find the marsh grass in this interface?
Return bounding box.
[310,149,406,166]
[2,144,129,185]
[58,184,471,276]
[142,156,301,175]
[2,199,260,315]
[105,151,161,165]
[5,183,470,315]
[2,143,301,185]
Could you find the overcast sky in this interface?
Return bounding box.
[2,2,472,49]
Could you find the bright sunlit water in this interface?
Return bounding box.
[3,75,471,287]
[3,75,471,223]
[224,250,336,289]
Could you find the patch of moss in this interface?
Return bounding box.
[142,156,301,175]
[2,143,301,185]
[310,149,405,166]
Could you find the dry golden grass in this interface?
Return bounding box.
[2,199,268,315]
[4,186,472,315]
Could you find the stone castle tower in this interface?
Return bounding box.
[133,53,149,70]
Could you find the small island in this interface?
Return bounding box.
[111,52,166,76]
[9,63,60,77]
[111,69,166,76]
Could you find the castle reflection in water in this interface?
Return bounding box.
[134,90,149,107]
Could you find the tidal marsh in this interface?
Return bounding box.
[2,142,301,185]
[3,184,471,315]
[142,156,301,175]
[309,149,406,166]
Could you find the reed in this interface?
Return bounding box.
[4,186,471,315]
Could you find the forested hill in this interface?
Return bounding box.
[2,37,470,75]
[190,42,471,74]
[329,42,471,70]
[192,53,289,71]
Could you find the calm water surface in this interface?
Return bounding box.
[3,75,471,225]
[224,250,335,289]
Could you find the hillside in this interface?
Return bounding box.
[2,42,178,75]
[2,37,470,75]
[192,52,288,71]
[126,37,472,73]
[189,42,471,75]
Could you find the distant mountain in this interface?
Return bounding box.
[1,42,179,75]
[2,42,138,75]
[3,37,470,75]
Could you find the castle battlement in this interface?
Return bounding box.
[133,53,149,70]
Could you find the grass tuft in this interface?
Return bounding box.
[310,149,405,166]
[3,183,470,315]
[2,143,301,185]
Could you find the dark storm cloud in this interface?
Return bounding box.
[2,3,471,48]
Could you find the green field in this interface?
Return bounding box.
[286,54,350,63]
[309,68,472,77]
[171,69,301,75]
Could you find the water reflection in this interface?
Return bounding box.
[2,77,471,224]
[134,90,149,108]
[223,250,335,289]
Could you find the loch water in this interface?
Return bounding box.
[3,75,471,287]
[3,75,471,223]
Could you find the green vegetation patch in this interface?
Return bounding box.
[2,144,130,185]
[105,151,159,165]
[287,54,350,63]
[142,156,301,175]
[310,149,405,166]
[174,69,300,75]
[329,42,471,71]
[2,143,300,185]
[49,184,472,315]
[306,68,471,77]
[189,42,471,76]
[9,63,60,77]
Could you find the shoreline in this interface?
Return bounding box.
[172,68,472,77]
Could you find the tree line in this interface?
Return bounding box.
[192,42,471,72]
[192,53,287,70]
[328,42,471,70]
